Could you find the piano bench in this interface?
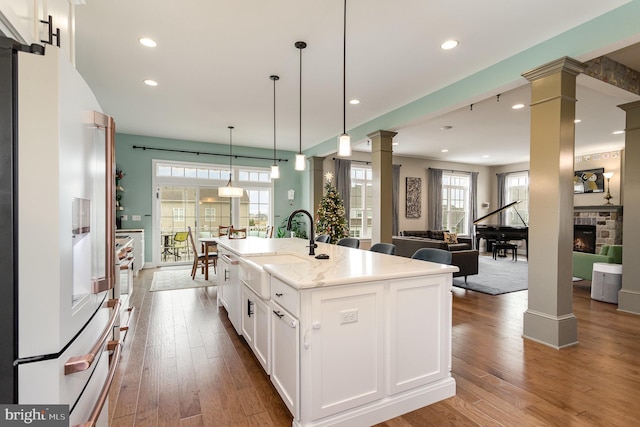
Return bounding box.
[493,243,518,261]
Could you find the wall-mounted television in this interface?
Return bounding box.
[574,168,605,193]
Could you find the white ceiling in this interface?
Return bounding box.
[74,0,639,166]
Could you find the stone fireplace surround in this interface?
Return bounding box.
[573,205,623,253]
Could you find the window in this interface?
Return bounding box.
[349,166,372,238]
[240,188,271,235]
[442,173,470,235]
[204,208,216,222]
[505,172,529,226]
[172,207,185,222]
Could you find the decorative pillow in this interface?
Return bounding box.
[443,232,458,244]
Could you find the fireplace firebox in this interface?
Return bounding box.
[574,225,597,253]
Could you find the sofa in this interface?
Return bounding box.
[393,232,479,281]
[573,244,623,280]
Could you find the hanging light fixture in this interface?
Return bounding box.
[295,41,307,171]
[218,126,244,197]
[270,75,280,179]
[337,0,351,157]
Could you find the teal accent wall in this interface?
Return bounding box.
[115,133,304,262]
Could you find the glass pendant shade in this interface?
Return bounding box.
[295,153,306,171]
[271,164,280,179]
[338,133,351,157]
[218,182,244,197]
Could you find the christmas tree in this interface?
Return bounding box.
[315,175,349,244]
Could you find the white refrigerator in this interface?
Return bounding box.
[0,37,119,426]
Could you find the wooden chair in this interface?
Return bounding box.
[187,226,217,280]
[228,227,247,239]
[218,225,231,237]
[265,225,274,238]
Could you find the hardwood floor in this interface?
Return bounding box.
[109,269,640,426]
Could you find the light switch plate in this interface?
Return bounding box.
[132,215,141,221]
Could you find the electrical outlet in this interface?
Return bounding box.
[340,309,358,324]
[132,215,141,221]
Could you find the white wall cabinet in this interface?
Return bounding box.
[0,0,77,63]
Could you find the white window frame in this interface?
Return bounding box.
[442,172,470,235]
[505,171,529,227]
[350,165,373,238]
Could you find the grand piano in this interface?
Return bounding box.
[473,200,528,257]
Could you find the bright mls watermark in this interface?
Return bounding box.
[0,405,68,426]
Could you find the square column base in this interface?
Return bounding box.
[523,310,578,349]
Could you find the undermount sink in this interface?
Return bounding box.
[240,253,309,299]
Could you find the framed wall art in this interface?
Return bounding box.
[574,168,605,193]
[406,177,421,218]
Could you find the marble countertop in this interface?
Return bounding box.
[217,237,458,289]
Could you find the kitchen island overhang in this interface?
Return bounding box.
[216,237,456,426]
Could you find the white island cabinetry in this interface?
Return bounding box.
[217,237,456,427]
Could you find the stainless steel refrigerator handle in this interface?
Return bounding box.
[64,299,120,375]
[72,340,122,427]
[92,111,116,294]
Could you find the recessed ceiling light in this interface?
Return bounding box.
[441,40,459,50]
[143,79,158,86]
[441,149,449,153]
[574,119,582,123]
[613,130,625,135]
[440,125,453,130]
[512,103,525,110]
[392,142,399,146]
[482,155,489,158]
[349,99,360,105]
[138,37,157,47]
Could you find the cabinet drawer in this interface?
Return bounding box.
[271,276,299,317]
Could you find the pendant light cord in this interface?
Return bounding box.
[271,75,278,163]
[228,126,234,184]
[299,44,302,154]
[343,0,347,135]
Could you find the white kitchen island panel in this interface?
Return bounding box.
[217,237,456,427]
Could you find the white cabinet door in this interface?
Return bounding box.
[217,255,230,309]
[271,302,299,419]
[241,285,255,347]
[0,0,41,44]
[387,276,450,395]
[306,283,385,420]
[241,284,271,374]
[253,296,271,374]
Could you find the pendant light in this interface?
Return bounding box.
[295,41,307,171]
[218,126,244,197]
[270,75,280,179]
[337,0,352,157]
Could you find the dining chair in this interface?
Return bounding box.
[369,242,396,255]
[218,225,230,237]
[229,227,247,239]
[337,237,360,249]
[187,226,217,279]
[263,225,274,238]
[172,231,189,261]
[315,234,331,243]
[411,247,452,264]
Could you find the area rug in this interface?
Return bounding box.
[453,256,527,295]
[150,268,216,292]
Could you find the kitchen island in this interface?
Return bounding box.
[216,237,457,427]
